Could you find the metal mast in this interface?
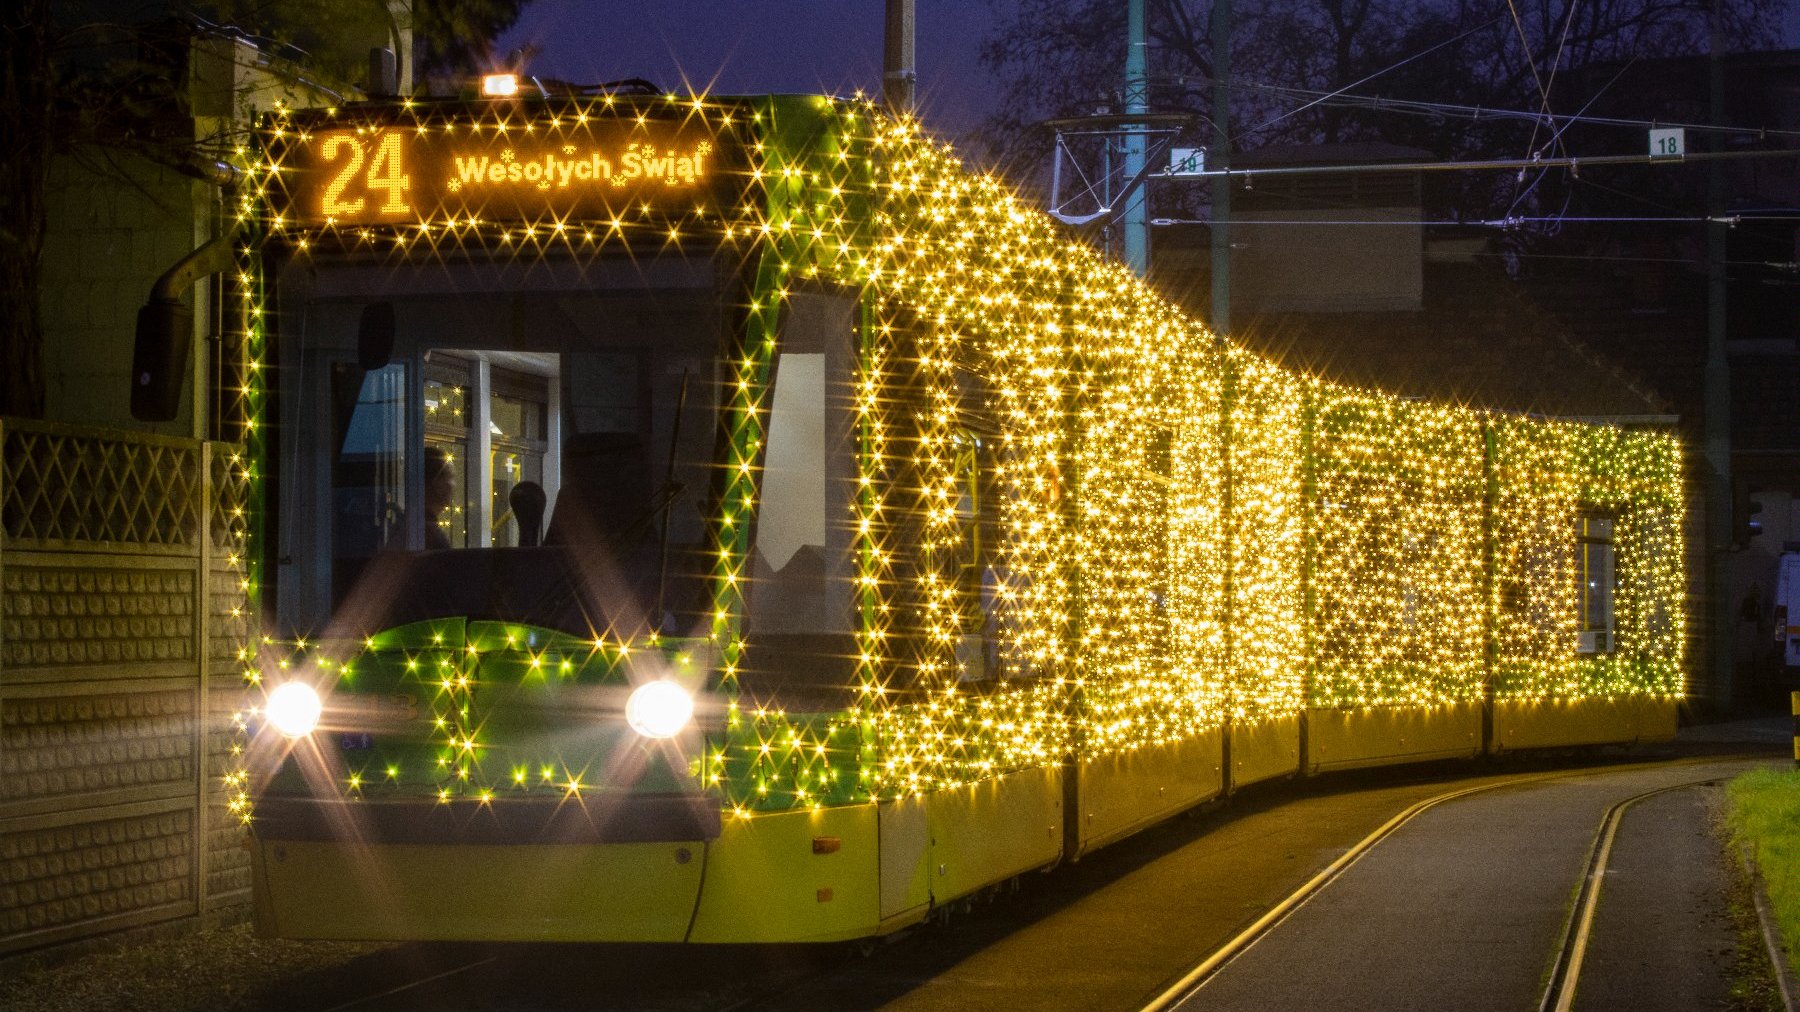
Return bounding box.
[884,0,916,113]
[1122,0,1149,275]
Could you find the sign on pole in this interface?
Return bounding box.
[1167,147,1205,176]
[1649,127,1686,159]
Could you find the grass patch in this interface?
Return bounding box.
[1726,766,1800,984]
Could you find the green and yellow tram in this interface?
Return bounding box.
[231,86,1685,943]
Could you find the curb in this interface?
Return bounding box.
[1742,844,1799,1012]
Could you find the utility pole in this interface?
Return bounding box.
[1703,0,1733,709]
[884,0,916,113]
[1122,0,1149,276]
[1210,0,1232,335]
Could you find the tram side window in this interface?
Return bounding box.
[1577,515,1616,654]
[949,428,1001,683]
[913,355,1012,690]
[741,292,858,700]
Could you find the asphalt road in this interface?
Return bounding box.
[1578,784,1739,1010]
[1172,759,1764,1011]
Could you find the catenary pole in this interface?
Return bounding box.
[1705,0,1733,708]
[1210,0,1232,335]
[884,0,916,113]
[1123,0,1149,275]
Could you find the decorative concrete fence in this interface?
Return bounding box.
[0,419,252,956]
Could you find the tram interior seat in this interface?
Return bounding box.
[509,480,546,548]
[544,431,650,548]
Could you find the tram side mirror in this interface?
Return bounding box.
[130,299,192,422]
[356,302,396,371]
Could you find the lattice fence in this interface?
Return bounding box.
[2,421,202,550]
[0,419,254,955]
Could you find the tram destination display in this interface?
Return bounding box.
[272,112,733,228]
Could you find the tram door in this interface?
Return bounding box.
[949,430,994,683]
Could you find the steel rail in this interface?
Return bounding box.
[316,952,497,1012]
[1139,776,1544,1011]
[302,759,1764,1012]
[1141,757,1759,1012]
[1538,776,1728,1012]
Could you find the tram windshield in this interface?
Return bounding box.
[272,254,728,641]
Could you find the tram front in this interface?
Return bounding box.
[246,94,755,941]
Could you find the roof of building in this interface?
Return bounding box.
[1151,239,1673,419]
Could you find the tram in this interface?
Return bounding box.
[229,85,1686,943]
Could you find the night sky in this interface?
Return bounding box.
[496,2,1005,137]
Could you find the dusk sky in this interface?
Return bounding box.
[496,2,1006,137]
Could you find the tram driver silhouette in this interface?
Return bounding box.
[423,446,455,550]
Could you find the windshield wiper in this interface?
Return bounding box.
[654,369,692,632]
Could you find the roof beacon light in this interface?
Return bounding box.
[482,73,519,98]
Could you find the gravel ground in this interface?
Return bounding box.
[0,925,383,1012]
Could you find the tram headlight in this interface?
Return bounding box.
[625,680,693,740]
[266,682,323,738]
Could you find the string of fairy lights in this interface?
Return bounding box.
[231,91,1683,822]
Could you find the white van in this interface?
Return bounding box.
[1774,549,1800,670]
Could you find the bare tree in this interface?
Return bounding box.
[0,0,531,421]
[1,0,53,418]
[978,0,1787,194]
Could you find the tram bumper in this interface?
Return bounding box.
[251,794,719,941]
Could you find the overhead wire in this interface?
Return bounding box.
[1147,213,1796,227]
[1244,12,1510,137]
[1503,0,1563,212]
[1232,81,1800,142]
[1504,13,1616,227]
[1504,0,1559,139]
[1538,0,1585,157]
[1569,174,1689,215]
[1061,1,1798,241]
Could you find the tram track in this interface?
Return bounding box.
[281,755,1770,1011]
[315,953,498,1011]
[1537,777,1726,1012]
[1140,757,1763,1012]
[1140,774,1552,1011]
